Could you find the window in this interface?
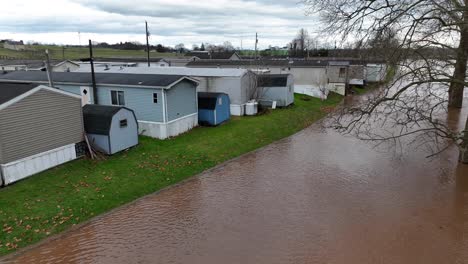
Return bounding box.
[120,119,128,128]
[339,68,346,78]
[218,97,222,105]
[153,93,158,103]
[111,90,125,106]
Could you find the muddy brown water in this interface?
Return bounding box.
[2,96,468,264]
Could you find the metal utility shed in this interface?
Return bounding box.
[83,104,138,155]
[198,92,230,126]
[257,74,294,107]
[0,82,84,186]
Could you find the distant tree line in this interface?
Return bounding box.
[93,42,175,52]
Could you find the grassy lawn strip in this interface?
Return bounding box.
[0,46,178,60]
[0,93,342,256]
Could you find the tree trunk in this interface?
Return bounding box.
[460,116,468,164]
[448,3,468,108]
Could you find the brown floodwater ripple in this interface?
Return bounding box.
[2,98,468,264]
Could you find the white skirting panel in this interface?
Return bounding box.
[0,144,77,186]
[139,113,198,140]
[230,104,245,116]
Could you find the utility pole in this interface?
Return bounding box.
[45,49,54,88]
[146,21,150,67]
[254,32,258,60]
[89,39,98,104]
[62,46,65,60]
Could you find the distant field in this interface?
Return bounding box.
[0,45,179,60]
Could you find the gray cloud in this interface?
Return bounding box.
[0,0,319,48]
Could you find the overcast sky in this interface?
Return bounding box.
[0,0,322,49]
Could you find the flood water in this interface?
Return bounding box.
[2,95,468,264]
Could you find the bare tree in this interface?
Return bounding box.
[222,41,235,51]
[290,28,312,57]
[301,0,468,163]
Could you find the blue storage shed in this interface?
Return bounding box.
[198,92,230,126]
[83,104,139,155]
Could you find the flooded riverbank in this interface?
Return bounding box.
[2,96,468,264]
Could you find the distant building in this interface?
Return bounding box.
[185,51,241,60]
[3,40,26,51]
[0,60,79,72]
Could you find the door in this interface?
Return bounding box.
[80,86,91,105]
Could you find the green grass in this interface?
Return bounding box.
[0,45,179,60]
[0,93,343,256]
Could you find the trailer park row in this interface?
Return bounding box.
[0,57,387,187]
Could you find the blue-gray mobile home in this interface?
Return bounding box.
[0,71,200,139]
[83,104,138,155]
[197,92,230,126]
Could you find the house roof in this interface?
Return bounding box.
[93,57,167,63]
[186,59,329,68]
[83,104,135,135]
[0,71,197,88]
[4,40,24,45]
[257,74,290,87]
[84,66,250,77]
[0,82,38,105]
[0,60,46,69]
[328,61,351,66]
[0,59,77,70]
[185,51,238,60]
[198,92,227,110]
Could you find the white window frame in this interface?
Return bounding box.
[153,93,158,104]
[110,90,125,106]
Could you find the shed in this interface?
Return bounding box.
[257,74,294,107]
[83,104,138,155]
[198,92,230,126]
[0,82,84,186]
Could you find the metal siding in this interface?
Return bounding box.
[241,72,256,104]
[198,109,215,125]
[166,80,197,121]
[327,66,347,83]
[87,134,111,154]
[0,89,84,164]
[109,109,139,154]
[55,84,93,102]
[211,77,243,104]
[215,94,231,124]
[290,68,327,87]
[349,65,365,80]
[259,87,288,106]
[96,86,164,122]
